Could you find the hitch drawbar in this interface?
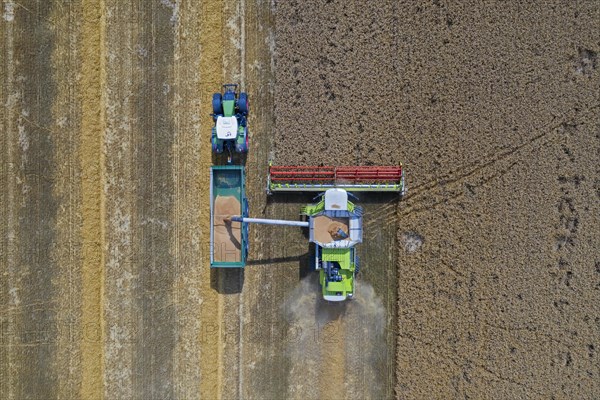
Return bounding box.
[228,216,309,227]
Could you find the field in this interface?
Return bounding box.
[1,1,599,399]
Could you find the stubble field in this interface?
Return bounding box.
[1,1,599,399]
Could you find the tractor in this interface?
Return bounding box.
[211,84,249,161]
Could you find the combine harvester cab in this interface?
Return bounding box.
[210,166,249,268]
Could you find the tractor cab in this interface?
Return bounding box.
[216,116,238,139]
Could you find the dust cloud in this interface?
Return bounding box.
[282,275,388,399]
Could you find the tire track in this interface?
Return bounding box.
[52,1,83,398]
[171,1,203,398]
[402,106,600,218]
[102,0,136,397]
[399,128,558,218]
[400,160,520,218]
[198,1,223,398]
[131,2,176,398]
[80,0,106,397]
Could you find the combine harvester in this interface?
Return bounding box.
[210,163,405,301]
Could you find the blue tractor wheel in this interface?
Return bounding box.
[237,92,248,115]
[354,256,360,276]
[242,127,249,153]
[236,127,249,153]
[212,93,222,115]
[211,128,222,153]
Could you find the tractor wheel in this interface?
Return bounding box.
[212,93,222,114]
[237,127,249,153]
[212,129,223,153]
[238,92,249,115]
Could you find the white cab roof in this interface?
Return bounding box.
[324,188,348,211]
[323,294,347,302]
[216,116,238,139]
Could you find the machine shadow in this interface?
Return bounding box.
[348,191,401,205]
[245,247,313,280]
[246,253,307,266]
[262,191,313,211]
[210,267,245,295]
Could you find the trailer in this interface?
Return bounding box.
[210,165,249,268]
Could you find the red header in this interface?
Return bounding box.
[269,165,402,182]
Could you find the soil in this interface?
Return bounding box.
[1,1,599,400]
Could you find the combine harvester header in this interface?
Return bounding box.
[267,163,405,194]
